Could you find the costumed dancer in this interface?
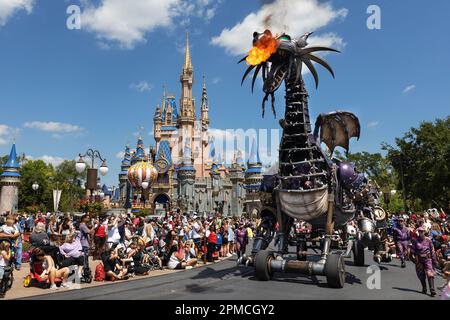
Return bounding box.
[393,217,410,268]
[412,227,437,297]
[235,222,248,259]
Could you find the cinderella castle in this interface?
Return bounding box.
[117,34,263,217]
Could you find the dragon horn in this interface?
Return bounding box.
[238,56,249,64]
[302,57,319,89]
[306,53,335,78]
[241,65,256,86]
[251,64,262,93]
[301,47,340,55]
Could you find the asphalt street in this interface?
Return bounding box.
[22,245,445,300]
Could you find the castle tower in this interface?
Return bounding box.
[229,150,246,217]
[201,76,209,129]
[177,143,196,213]
[178,32,196,161]
[154,105,162,144]
[119,145,131,208]
[244,138,263,217]
[0,143,21,213]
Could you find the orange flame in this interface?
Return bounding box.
[246,30,279,66]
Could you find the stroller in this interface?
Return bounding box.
[0,239,16,298]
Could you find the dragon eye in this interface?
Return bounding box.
[278,35,290,41]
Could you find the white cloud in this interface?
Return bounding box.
[81,0,222,49]
[130,81,153,92]
[36,155,66,167]
[211,0,348,56]
[0,0,34,27]
[367,121,379,128]
[0,124,20,145]
[24,121,84,134]
[403,84,416,94]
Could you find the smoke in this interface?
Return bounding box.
[260,0,288,32]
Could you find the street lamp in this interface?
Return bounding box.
[76,149,108,202]
[32,182,39,207]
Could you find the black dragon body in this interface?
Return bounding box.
[237,30,384,287]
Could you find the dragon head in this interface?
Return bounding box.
[240,30,340,117]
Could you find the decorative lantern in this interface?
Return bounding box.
[127,161,158,189]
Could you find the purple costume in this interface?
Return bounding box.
[411,237,436,280]
[393,226,410,263]
[235,228,248,258]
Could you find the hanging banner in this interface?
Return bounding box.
[53,189,62,212]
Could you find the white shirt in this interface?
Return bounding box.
[168,252,181,269]
[107,223,121,243]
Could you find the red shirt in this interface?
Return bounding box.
[95,225,106,238]
[208,232,217,244]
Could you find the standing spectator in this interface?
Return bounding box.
[228,222,235,255]
[93,217,107,260]
[107,216,121,249]
[79,215,94,262]
[206,225,217,262]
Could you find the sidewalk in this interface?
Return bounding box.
[4,255,234,300]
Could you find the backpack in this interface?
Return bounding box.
[94,263,105,282]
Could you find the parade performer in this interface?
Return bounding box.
[235,222,248,259]
[412,227,437,296]
[393,217,411,268]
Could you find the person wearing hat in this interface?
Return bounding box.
[393,217,411,268]
[412,226,437,296]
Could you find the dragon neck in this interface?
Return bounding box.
[278,77,327,188]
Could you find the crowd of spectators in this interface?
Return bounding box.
[0,209,255,297]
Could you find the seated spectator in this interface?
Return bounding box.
[167,241,197,270]
[59,233,84,275]
[102,248,128,281]
[30,222,50,247]
[31,248,71,290]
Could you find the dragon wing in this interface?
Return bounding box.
[313,111,361,154]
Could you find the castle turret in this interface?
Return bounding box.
[119,145,131,206]
[201,76,209,129]
[229,150,246,217]
[244,139,262,216]
[177,143,196,213]
[0,143,21,213]
[179,32,195,122]
[154,105,162,143]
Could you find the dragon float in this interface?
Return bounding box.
[238,30,387,288]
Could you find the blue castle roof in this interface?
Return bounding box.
[155,140,172,166]
[133,137,146,161]
[1,144,21,178]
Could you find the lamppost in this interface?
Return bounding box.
[32,182,39,207]
[75,149,108,202]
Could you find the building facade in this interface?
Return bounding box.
[118,34,263,217]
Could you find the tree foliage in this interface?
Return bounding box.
[382,116,450,210]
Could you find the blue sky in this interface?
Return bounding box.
[0,0,449,187]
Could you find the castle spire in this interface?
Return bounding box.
[184,32,192,70]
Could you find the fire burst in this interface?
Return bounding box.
[246,30,279,66]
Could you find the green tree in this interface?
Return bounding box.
[383,116,450,210]
[18,159,55,211]
[52,160,85,212]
